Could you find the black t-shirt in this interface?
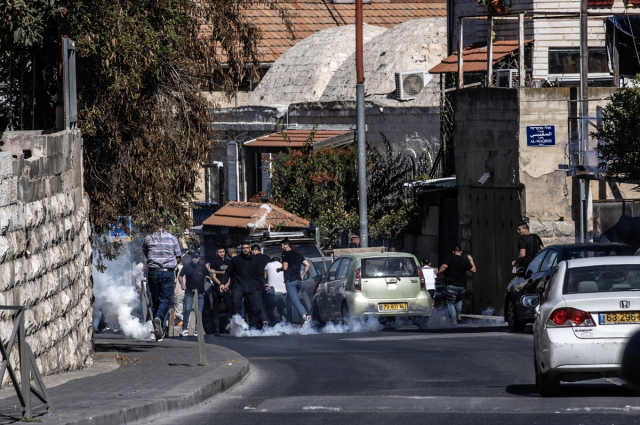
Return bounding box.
[179,261,209,292]
[518,234,543,260]
[211,257,231,285]
[227,253,266,293]
[282,249,305,282]
[443,255,472,288]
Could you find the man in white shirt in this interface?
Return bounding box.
[421,258,437,301]
[264,257,287,325]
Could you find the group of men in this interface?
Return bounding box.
[142,217,312,341]
[419,222,543,325]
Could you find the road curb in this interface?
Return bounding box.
[67,344,250,425]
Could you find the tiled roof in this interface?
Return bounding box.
[244,130,352,148]
[203,202,309,230]
[248,0,447,63]
[429,40,534,73]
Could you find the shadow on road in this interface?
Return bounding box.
[506,383,640,398]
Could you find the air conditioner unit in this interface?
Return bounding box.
[395,70,433,101]
[496,69,519,88]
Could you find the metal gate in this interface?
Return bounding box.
[470,188,521,313]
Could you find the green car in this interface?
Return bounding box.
[310,252,433,329]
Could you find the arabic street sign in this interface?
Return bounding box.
[526,125,556,147]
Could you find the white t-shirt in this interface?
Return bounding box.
[265,261,286,294]
[422,266,437,291]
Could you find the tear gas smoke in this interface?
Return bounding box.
[229,314,382,337]
[92,251,153,340]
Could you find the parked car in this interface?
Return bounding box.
[504,243,634,332]
[310,252,433,329]
[526,256,640,396]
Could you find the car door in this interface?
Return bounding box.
[318,259,342,318]
[329,257,353,313]
[515,250,547,319]
[536,249,559,293]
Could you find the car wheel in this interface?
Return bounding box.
[507,298,526,332]
[311,301,325,328]
[414,316,430,330]
[537,366,560,397]
[341,302,350,324]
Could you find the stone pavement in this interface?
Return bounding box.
[0,334,249,425]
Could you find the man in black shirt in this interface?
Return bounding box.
[209,246,233,335]
[278,238,311,325]
[252,245,273,326]
[178,252,212,336]
[227,241,266,329]
[438,246,476,325]
[512,222,544,270]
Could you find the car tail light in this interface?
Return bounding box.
[354,268,361,291]
[547,307,596,327]
[417,267,426,290]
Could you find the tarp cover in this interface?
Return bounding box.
[606,16,640,77]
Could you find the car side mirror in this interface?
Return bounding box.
[516,267,525,277]
[314,274,325,283]
[521,294,540,308]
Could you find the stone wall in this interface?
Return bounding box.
[0,129,93,382]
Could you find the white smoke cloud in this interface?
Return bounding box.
[92,251,154,340]
[229,314,382,337]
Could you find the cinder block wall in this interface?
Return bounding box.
[0,129,93,382]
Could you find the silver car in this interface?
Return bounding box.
[310,252,433,329]
[526,256,640,396]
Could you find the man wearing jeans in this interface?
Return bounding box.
[264,257,287,325]
[178,253,211,336]
[142,218,182,341]
[437,246,476,325]
[278,239,311,325]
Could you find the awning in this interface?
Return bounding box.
[430,40,534,74]
[404,177,457,193]
[244,129,355,151]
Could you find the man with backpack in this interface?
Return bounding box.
[512,222,544,270]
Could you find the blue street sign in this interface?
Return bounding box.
[110,216,131,240]
[526,125,556,146]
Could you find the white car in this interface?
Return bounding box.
[525,256,640,397]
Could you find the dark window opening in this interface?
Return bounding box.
[548,48,609,74]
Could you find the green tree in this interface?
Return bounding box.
[593,78,640,183]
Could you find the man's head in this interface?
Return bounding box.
[251,244,261,255]
[517,222,530,235]
[422,258,431,266]
[228,247,238,257]
[280,238,291,252]
[453,246,462,256]
[216,246,226,259]
[156,217,166,230]
[241,241,251,256]
[272,256,280,263]
[191,253,201,264]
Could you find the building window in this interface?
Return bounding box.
[548,48,609,75]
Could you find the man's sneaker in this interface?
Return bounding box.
[157,329,166,342]
[214,329,220,336]
[180,329,189,337]
[303,315,312,325]
[153,318,163,340]
[263,321,270,328]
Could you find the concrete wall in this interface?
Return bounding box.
[0,130,93,382]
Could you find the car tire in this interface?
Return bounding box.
[507,298,526,332]
[311,301,325,328]
[341,302,350,324]
[537,366,560,397]
[414,316,430,330]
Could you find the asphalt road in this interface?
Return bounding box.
[144,323,640,425]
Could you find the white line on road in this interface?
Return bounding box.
[341,332,532,342]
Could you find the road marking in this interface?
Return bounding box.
[341,332,531,342]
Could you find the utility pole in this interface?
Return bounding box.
[356,0,368,248]
[578,0,588,243]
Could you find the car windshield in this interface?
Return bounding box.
[361,257,419,278]
[263,243,322,259]
[566,246,634,259]
[564,264,640,294]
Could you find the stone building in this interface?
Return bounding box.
[0,129,93,381]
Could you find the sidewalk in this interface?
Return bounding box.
[0,334,249,425]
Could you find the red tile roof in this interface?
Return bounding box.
[203,202,310,230]
[429,40,534,73]
[244,130,352,148]
[248,0,447,63]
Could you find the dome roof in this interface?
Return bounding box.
[320,18,447,103]
[248,25,387,106]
